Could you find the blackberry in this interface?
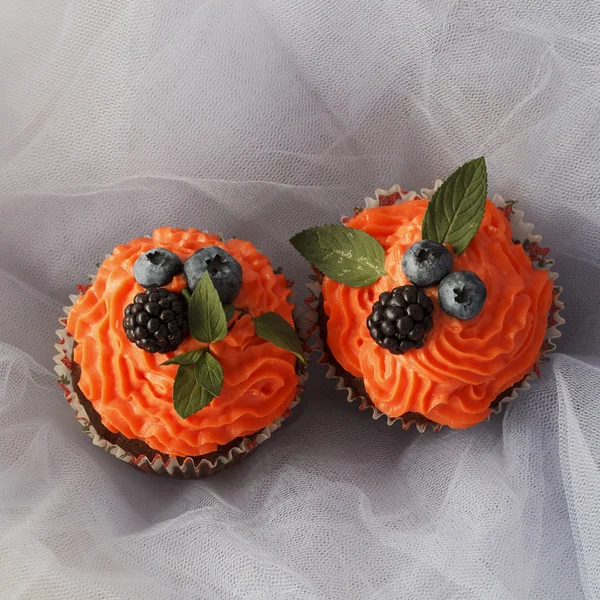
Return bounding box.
[123,287,188,353]
[366,285,434,354]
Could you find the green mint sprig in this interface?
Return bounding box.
[290,224,386,287]
[422,157,487,254]
[253,312,306,365]
[171,351,224,419]
[289,158,488,287]
[162,271,305,419]
[162,272,226,419]
[188,271,228,344]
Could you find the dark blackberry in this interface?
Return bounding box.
[123,287,188,353]
[366,285,434,354]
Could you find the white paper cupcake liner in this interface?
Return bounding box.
[301,182,565,431]
[55,272,309,478]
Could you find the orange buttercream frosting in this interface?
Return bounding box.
[322,199,553,428]
[67,227,299,456]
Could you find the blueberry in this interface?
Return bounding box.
[438,271,487,320]
[183,246,242,303]
[402,240,453,287]
[133,249,183,288]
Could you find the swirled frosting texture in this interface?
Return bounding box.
[322,199,553,428]
[67,227,299,456]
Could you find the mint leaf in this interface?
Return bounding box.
[194,351,224,397]
[253,312,306,364]
[172,353,224,418]
[188,271,227,343]
[223,304,235,321]
[422,157,488,255]
[160,349,205,366]
[173,365,204,419]
[290,225,385,287]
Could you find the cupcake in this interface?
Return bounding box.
[292,158,563,430]
[55,227,308,477]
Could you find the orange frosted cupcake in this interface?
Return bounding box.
[292,158,563,430]
[55,227,308,477]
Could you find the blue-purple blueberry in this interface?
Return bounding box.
[438,271,487,320]
[183,246,242,303]
[402,240,453,287]
[133,248,183,288]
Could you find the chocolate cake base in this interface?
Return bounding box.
[71,361,263,478]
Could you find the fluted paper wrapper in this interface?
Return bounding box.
[55,273,309,478]
[301,183,565,431]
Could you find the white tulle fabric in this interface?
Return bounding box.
[1,0,599,598]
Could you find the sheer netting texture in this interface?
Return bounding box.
[1,0,599,598]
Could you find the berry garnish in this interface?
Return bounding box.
[401,240,452,287]
[367,285,434,354]
[133,248,183,288]
[123,287,188,353]
[438,271,487,320]
[183,246,242,304]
